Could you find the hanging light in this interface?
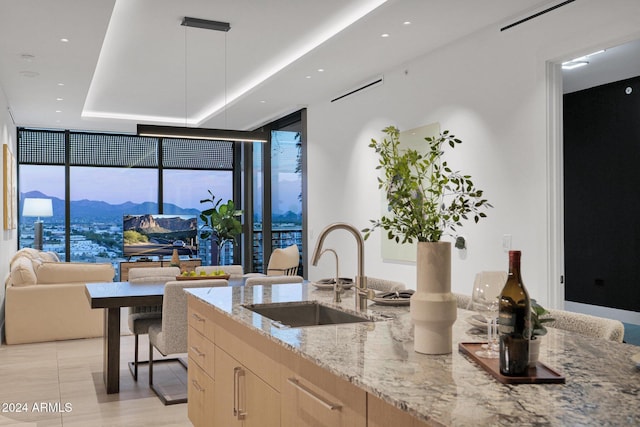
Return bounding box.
[137,17,267,143]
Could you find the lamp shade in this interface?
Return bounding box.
[22,198,53,218]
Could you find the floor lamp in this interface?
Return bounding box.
[22,198,53,251]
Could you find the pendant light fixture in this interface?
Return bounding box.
[137,16,267,143]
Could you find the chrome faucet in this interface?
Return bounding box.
[311,222,374,311]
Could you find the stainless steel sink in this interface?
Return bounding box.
[242,301,373,328]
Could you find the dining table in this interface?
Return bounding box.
[84,278,243,394]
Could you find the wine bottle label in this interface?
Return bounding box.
[498,312,515,334]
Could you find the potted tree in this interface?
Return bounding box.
[199,190,243,266]
[364,125,492,354]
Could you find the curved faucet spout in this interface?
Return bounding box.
[311,222,371,310]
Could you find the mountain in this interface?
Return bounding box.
[124,214,196,233]
[20,191,201,222]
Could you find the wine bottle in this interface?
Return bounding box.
[498,250,531,376]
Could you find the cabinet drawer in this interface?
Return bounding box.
[367,394,430,427]
[188,295,215,338]
[188,325,215,375]
[188,358,215,427]
[281,363,366,427]
[213,313,280,390]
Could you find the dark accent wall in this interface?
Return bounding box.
[564,76,640,312]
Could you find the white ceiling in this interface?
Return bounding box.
[1,0,632,134]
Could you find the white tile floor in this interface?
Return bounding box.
[0,313,192,426]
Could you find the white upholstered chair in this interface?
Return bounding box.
[195,264,243,279]
[148,279,229,404]
[546,308,624,342]
[127,266,180,380]
[266,244,300,276]
[244,275,303,286]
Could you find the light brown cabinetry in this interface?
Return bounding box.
[214,346,280,426]
[281,363,366,427]
[187,295,429,427]
[187,296,216,427]
[367,394,430,427]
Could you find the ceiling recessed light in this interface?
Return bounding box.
[260,100,266,103]
[56,97,64,101]
[305,75,311,79]
[381,33,390,38]
[60,38,69,43]
[317,68,324,72]
[58,83,65,86]
[55,110,62,113]
[403,21,411,25]
[84,0,389,124]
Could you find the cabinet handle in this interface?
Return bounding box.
[191,379,204,392]
[233,367,247,420]
[189,346,204,357]
[287,378,342,411]
[191,313,205,322]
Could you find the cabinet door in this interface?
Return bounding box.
[214,347,281,427]
[188,358,215,427]
[281,365,365,427]
[243,364,280,427]
[214,348,243,427]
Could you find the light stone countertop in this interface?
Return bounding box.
[187,283,640,426]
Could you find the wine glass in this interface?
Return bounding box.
[471,281,500,358]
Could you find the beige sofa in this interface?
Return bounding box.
[4,248,115,345]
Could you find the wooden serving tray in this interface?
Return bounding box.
[459,342,565,384]
[175,274,230,281]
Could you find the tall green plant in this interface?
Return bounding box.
[199,190,243,265]
[363,126,491,243]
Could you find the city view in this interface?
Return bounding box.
[17,128,303,279]
[19,191,303,279]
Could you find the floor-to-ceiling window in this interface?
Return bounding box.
[19,164,66,259]
[17,130,235,277]
[17,109,307,277]
[247,109,306,275]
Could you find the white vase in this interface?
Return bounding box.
[410,241,458,354]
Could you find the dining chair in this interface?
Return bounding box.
[244,275,304,286]
[266,244,300,276]
[148,278,229,405]
[127,266,180,381]
[195,264,244,279]
[546,308,625,342]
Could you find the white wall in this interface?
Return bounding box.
[0,86,17,343]
[306,0,640,312]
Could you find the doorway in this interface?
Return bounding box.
[548,38,640,325]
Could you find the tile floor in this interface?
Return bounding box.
[0,314,192,426]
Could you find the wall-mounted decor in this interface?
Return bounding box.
[379,122,440,262]
[3,144,16,230]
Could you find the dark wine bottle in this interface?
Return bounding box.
[498,250,531,376]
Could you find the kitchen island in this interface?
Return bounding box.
[186,283,639,426]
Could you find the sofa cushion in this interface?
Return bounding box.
[40,251,60,262]
[36,262,114,284]
[10,256,37,287]
[10,248,41,265]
